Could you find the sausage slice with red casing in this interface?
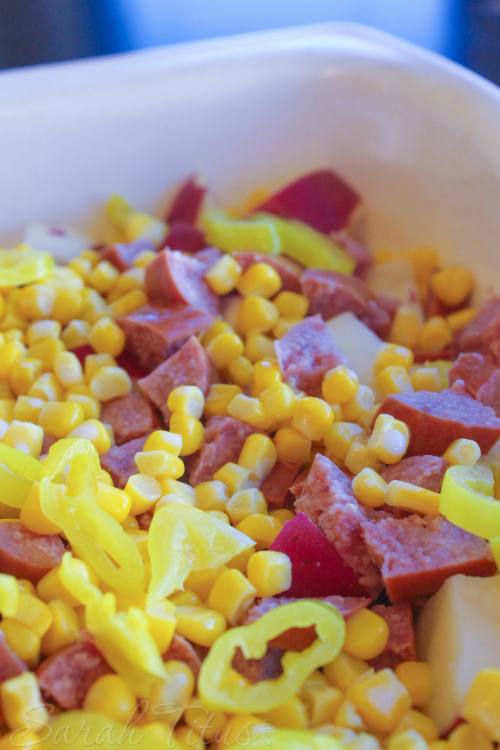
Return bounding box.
[259,460,300,511]
[0,522,64,585]
[369,602,417,670]
[188,416,261,487]
[145,249,220,315]
[449,352,500,417]
[99,392,162,446]
[37,641,112,709]
[100,435,147,489]
[162,634,201,678]
[116,304,213,371]
[274,315,346,398]
[380,455,450,494]
[138,335,217,424]
[455,296,500,364]
[375,388,500,457]
[361,514,496,603]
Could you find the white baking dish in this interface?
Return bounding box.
[0,22,500,297]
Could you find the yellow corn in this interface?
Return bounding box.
[226,488,266,524]
[9,359,42,397]
[292,396,334,441]
[392,711,439,744]
[204,384,242,418]
[227,393,274,431]
[40,599,80,655]
[18,284,55,320]
[141,431,180,457]
[61,319,91,349]
[260,382,297,423]
[25,320,59,347]
[244,332,276,363]
[20,482,61,535]
[411,366,442,392]
[170,590,202,607]
[322,365,359,406]
[237,296,279,335]
[246,550,291,598]
[274,290,309,318]
[95,481,131,523]
[251,359,281,397]
[195,480,230,512]
[394,662,433,709]
[0,400,15,422]
[86,259,119,294]
[134,450,184,479]
[348,669,412,733]
[352,468,388,508]
[238,433,277,481]
[388,729,430,750]
[412,246,440,284]
[64,393,100,421]
[226,356,254,389]
[84,352,117,382]
[447,307,477,332]
[443,438,481,466]
[38,401,85,439]
[334,699,366,730]
[236,513,283,550]
[344,609,389,660]
[448,723,494,750]
[261,695,309,729]
[324,652,371,692]
[367,414,410,464]
[461,668,500,742]
[430,266,474,308]
[0,620,40,667]
[2,421,43,458]
[27,337,65,372]
[0,341,27,379]
[167,385,205,420]
[89,365,131,401]
[324,421,366,462]
[169,413,205,456]
[274,426,311,464]
[212,464,258,496]
[122,474,160,516]
[158,478,197,505]
[206,332,244,369]
[237,262,282,299]
[146,598,176,653]
[79,287,108,324]
[345,443,382,475]
[207,568,256,625]
[67,418,110,455]
[342,385,376,423]
[37,560,98,608]
[201,320,234,348]
[175,605,226,647]
[207,510,230,524]
[121,515,139,531]
[0,672,50,731]
[174,727,204,750]
[88,316,126,357]
[83,674,137,725]
[390,307,422,350]
[269,509,295,523]
[273,317,302,339]
[185,566,227,600]
[109,288,148,316]
[184,699,228,743]
[52,352,83,389]
[418,316,452,352]
[386,480,440,515]
[205,254,242,295]
[226,546,255,574]
[377,366,413,397]
[374,343,414,375]
[28,372,64,402]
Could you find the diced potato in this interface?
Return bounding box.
[326,312,383,398]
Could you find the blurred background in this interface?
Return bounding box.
[0,0,498,84]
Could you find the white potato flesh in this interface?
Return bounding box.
[416,573,500,734]
[366,260,423,319]
[326,312,383,398]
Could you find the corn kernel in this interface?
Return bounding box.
[418,316,452,352]
[274,290,309,318]
[121,514,139,531]
[83,674,137,725]
[274,426,311,464]
[207,568,256,625]
[448,723,494,750]
[158,478,196,505]
[344,609,389,660]
[146,599,177,653]
[134,450,184,479]
[67,418,110,455]
[411,366,442,392]
[167,385,205,420]
[292,396,334,441]
[393,662,433,709]
[37,560,98,608]
[9,359,42,397]
[269,509,295,523]
[377,366,413,397]
[236,513,283,550]
[443,438,481,466]
[20,482,60,535]
[84,352,116,382]
[38,401,85,439]
[27,337,65,373]
[390,307,422,350]
[184,699,228,743]
[238,433,277,482]
[374,343,414,375]
[261,695,309,729]
[79,287,108,324]
[170,590,202,607]
[18,284,55,320]
[447,307,477,332]
[342,386,376,423]
[244,332,276,363]
[174,727,204,750]
[345,442,382,475]
[260,382,296,422]
[273,317,302,339]
[322,365,359,406]
[227,393,274,431]
[335,699,366,730]
[392,711,439,744]
[226,488,266,524]
[206,332,244,369]
[95,481,131,523]
[251,359,281,398]
[348,668,412,733]
[226,355,253,389]
[301,679,344,728]
[0,341,26,380]
[109,288,148,316]
[430,266,474,308]
[205,254,242,295]
[2,421,43,458]
[246,550,291,597]
[0,620,40,667]
[195,481,230,512]
[237,296,279,335]
[65,393,100,421]
[0,382,14,400]
[236,263,282,299]
[0,672,49,731]
[352,468,387,508]
[143,430,182,456]
[324,421,366,462]
[387,729,430,750]
[0,400,15,422]
[185,566,227,600]
[61,319,91,350]
[201,320,234,348]
[86,259,119,294]
[28,373,64,402]
[385,480,440,515]
[122,474,161,515]
[89,316,126,357]
[169,413,205,456]
[412,246,440,284]
[90,365,131,401]
[39,599,79,656]
[367,414,410,464]
[461,668,500,741]
[226,546,255,574]
[52,351,83,388]
[175,606,226,647]
[324,651,371,693]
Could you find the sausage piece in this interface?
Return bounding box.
[274,315,346,398]
[100,435,147,489]
[166,175,206,225]
[0,630,27,683]
[369,603,417,670]
[145,249,220,315]
[361,514,496,603]
[37,641,112,709]
[380,456,450,494]
[0,522,64,585]
[449,352,500,417]
[259,460,300,511]
[138,336,217,424]
[101,238,155,272]
[455,297,500,364]
[116,304,213,371]
[163,634,201,679]
[162,222,206,253]
[188,416,261,487]
[232,647,284,684]
[375,388,500,457]
[99,393,162,446]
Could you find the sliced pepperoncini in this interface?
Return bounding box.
[439,462,500,539]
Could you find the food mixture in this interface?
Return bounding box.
[0,170,498,749]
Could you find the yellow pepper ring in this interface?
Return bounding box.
[198,600,345,714]
[439,462,500,539]
[0,443,41,509]
[0,248,55,287]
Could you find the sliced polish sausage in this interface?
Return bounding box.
[99,393,162,446]
[37,641,112,709]
[188,416,261,487]
[145,249,220,315]
[0,522,64,585]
